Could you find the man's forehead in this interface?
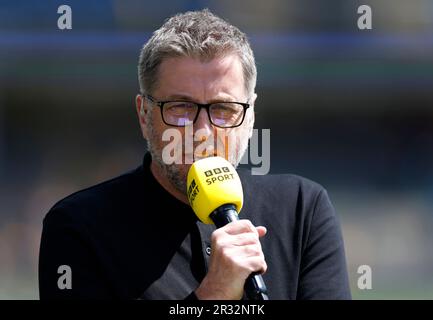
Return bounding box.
[154,54,246,101]
[158,54,242,76]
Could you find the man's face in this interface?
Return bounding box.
[136,53,256,194]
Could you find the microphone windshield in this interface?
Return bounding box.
[187,156,243,224]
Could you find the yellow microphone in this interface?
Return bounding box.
[187,156,243,225]
[187,156,269,300]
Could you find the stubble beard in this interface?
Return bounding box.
[146,123,249,196]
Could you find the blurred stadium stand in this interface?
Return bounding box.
[0,0,432,299]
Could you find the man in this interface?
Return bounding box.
[39,9,351,300]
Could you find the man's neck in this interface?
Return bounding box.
[150,161,189,205]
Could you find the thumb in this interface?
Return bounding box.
[256,226,267,238]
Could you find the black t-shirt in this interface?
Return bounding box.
[39,152,351,299]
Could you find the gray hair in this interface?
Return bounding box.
[138,9,257,97]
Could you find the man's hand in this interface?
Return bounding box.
[195,219,267,300]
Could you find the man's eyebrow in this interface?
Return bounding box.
[165,94,237,103]
[165,94,195,101]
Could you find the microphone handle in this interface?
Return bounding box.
[209,205,269,301]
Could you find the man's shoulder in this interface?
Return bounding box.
[43,166,143,225]
[239,169,326,198]
[239,170,332,222]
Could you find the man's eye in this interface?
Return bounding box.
[166,103,195,114]
[212,104,239,116]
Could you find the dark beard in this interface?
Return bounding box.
[148,142,190,195]
[146,123,250,195]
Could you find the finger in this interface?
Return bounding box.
[241,256,268,275]
[225,244,264,259]
[232,232,260,246]
[242,244,264,258]
[256,226,267,238]
[223,219,257,236]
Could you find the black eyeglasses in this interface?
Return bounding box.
[143,94,250,128]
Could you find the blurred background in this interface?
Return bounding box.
[1,0,433,299]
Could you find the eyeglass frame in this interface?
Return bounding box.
[142,94,251,128]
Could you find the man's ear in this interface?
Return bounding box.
[135,94,149,140]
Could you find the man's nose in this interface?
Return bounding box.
[194,107,213,136]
